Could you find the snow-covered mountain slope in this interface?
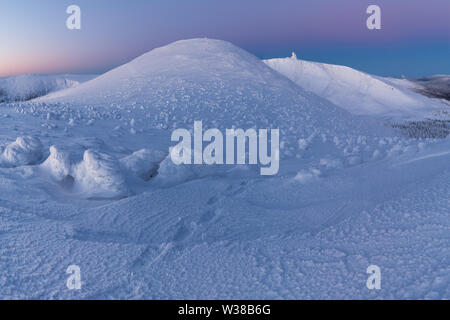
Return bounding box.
[0,74,97,102]
[264,55,449,118]
[0,39,449,299]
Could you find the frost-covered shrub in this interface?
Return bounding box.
[72,150,129,199]
[119,149,166,181]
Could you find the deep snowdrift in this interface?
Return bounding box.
[264,55,449,118]
[0,74,97,102]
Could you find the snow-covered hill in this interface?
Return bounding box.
[0,74,96,102]
[264,54,449,118]
[0,39,449,299]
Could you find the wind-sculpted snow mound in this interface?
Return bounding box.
[404,75,450,101]
[0,74,96,102]
[265,55,449,118]
[40,39,384,144]
[40,146,71,181]
[0,136,43,167]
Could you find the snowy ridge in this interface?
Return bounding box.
[0,74,97,102]
[404,75,450,101]
[264,55,449,118]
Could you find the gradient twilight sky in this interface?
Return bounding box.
[0,0,449,77]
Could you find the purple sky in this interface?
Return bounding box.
[0,0,449,77]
